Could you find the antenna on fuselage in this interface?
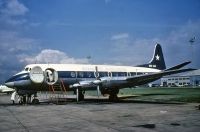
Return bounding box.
[86,55,92,64]
[34,58,37,64]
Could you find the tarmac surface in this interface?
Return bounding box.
[0,94,200,132]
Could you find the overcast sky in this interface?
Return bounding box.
[0,0,200,83]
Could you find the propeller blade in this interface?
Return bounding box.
[97,85,100,99]
[95,66,99,79]
[76,88,79,102]
[95,66,101,99]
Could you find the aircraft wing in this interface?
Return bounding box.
[126,68,195,85]
[70,68,195,89]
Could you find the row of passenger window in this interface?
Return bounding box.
[168,78,190,81]
[58,71,145,78]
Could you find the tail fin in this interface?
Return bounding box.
[137,43,166,70]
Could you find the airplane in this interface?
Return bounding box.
[4,44,194,104]
[0,85,15,94]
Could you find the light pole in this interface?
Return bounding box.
[189,37,196,87]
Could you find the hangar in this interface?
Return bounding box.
[161,69,200,87]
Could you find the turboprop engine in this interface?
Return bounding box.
[29,66,58,85]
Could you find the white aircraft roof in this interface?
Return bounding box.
[24,64,160,73]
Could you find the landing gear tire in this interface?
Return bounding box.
[32,99,40,104]
[108,88,119,102]
[75,88,85,102]
[78,91,84,101]
[109,94,119,102]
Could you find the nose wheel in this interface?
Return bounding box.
[16,93,40,105]
[32,93,40,104]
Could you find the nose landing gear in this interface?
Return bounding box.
[11,91,40,105]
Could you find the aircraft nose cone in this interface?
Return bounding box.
[5,82,14,87]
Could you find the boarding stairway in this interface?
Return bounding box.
[45,79,68,104]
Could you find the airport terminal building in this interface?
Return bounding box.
[161,69,200,87]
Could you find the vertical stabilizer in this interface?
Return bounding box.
[137,44,166,70]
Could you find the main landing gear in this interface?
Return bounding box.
[109,94,119,102]
[101,88,119,102]
[78,91,84,101]
[75,88,85,102]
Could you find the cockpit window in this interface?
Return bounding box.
[24,67,32,72]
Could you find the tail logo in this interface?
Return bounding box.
[155,54,160,61]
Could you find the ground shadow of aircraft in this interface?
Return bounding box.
[0,93,185,106]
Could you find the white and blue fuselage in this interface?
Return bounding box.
[5,64,160,91]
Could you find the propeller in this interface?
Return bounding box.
[70,66,102,101]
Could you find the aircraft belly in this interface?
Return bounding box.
[102,80,128,88]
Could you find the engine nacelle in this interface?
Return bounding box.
[29,66,58,85]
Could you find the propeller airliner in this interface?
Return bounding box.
[5,44,193,104]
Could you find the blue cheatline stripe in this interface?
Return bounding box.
[57,71,144,78]
[5,73,30,82]
[5,71,148,83]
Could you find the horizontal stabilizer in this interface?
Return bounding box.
[165,61,191,71]
[126,68,195,85]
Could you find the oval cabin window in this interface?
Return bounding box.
[71,71,76,78]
